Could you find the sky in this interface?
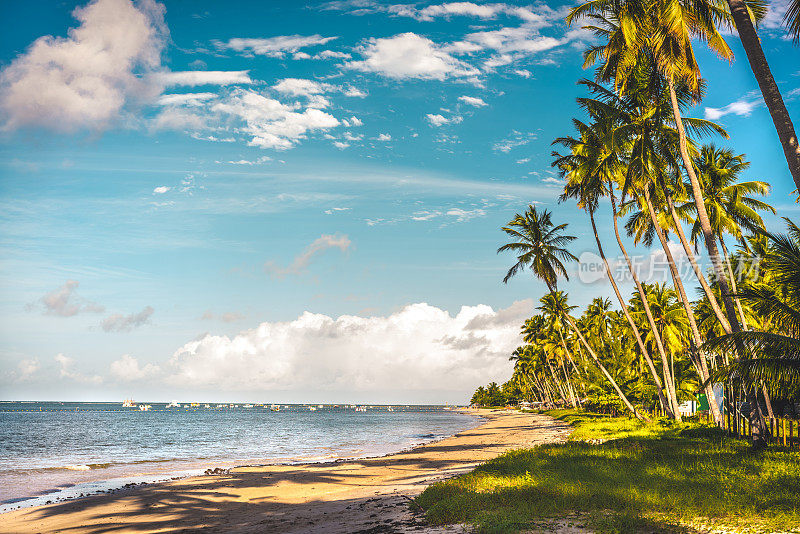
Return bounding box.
[0,0,798,404]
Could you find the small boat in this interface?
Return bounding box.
[122,398,136,408]
[204,404,210,408]
[139,404,151,411]
[387,407,394,412]
[355,406,366,412]
[270,404,280,411]
[243,404,253,408]
[166,401,180,408]
[308,406,317,411]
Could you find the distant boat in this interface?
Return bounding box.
[387,407,394,412]
[139,404,151,411]
[204,404,210,408]
[318,404,324,408]
[243,404,253,408]
[308,406,317,411]
[270,404,280,411]
[166,401,180,408]
[355,406,366,412]
[122,398,136,408]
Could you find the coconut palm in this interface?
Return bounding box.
[499,206,643,418]
[722,0,800,190]
[704,219,800,397]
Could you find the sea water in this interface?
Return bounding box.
[0,401,478,512]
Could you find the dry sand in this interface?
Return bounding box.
[0,410,572,533]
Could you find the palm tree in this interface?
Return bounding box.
[681,144,775,327]
[553,113,675,416]
[722,0,800,191]
[499,205,643,418]
[704,219,800,399]
[569,2,758,416]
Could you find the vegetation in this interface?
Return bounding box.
[416,410,800,533]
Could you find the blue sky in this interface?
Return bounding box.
[0,0,798,403]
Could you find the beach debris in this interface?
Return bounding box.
[204,467,229,475]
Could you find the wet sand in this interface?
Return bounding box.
[0,410,572,533]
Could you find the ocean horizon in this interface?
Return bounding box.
[0,401,479,513]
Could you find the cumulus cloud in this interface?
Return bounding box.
[165,300,532,393]
[201,311,245,323]
[346,33,481,80]
[214,35,337,58]
[153,185,170,194]
[101,306,154,332]
[273,78,333,97]
[704,93,763,120]
[153,70,252,87]
[372,133,392,141]
[30,280,105,317]
[264,234,351,278]
[109,354,160,380]
[55,353,103,384]
[426,113,463,127]
[458,95,487,107]
[0,0,168,132]
[13,358,40,382]
[211,89,341,150]
[156,92,216,106]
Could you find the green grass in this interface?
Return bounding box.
[414,410,800,533]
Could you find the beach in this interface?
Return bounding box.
[0,410,571,533]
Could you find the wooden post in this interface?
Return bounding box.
[784,418,789,447]
[791,419,795,447]
[769,418,774,444]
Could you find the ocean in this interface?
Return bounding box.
[0,401,478,512]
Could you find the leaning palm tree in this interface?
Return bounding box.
[722,0,800,190]
[499,205,643,418]
[704,219,800,399]
[553,113,675,417]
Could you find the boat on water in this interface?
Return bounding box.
[122,398,136,408]
[308,406,317,411]
[166,401,180,408]
[243,404,253,408]
[139,404,152,411]
[355,406,367,412]
[270,404,280,411]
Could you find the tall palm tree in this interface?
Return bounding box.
[553,113,675,416]
[499,205,643,418]
[705,219,800,398]
[568,3,760,423]
[722,0,800,191]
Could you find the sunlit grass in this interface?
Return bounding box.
[415,410,800,533]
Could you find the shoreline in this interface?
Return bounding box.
[0,409,571,533]
[0,410,486,514]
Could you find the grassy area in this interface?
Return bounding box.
[414,409,800,533]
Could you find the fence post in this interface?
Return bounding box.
[769,418,774,444]
[784,419,789,447]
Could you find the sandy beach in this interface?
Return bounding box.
[0,410,571,533]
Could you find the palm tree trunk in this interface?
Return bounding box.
[587,208,672,417]
[724,0,800,193]
[718,236,749,328]
[549,294,644,420]
[559,357,578,408]
[547,361,568,404]
[610,188,681,419]
[642,186,723,425]
[667,81,768,443]
[557,332,584,406]
[660,178,731,333]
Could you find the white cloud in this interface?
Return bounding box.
[458,95,487,107]
[153,186,170,194]
[15,358,40,382]
[109,354,160,380]
[514,69,532,78]
[373,133,392,141]
[346,33,481,80]
[273,78,332,97]
[55,353,103,384]
[0,0,167,132]
[165,300,531,393]
[220,156,272,165]
[264,234,351,278]
[211,89,341,150]
[101,306,154,332]
[704,93,762,120]
[325,207,352,214]
[493,130,536,152]
[426,113,463,127]
[154,70,252,87]
[446,207,487,222]
[157,92,216,106]
[30,280,105,317]
[214,35,337,58]
[334,141,350,149]
[343,86,367,97]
